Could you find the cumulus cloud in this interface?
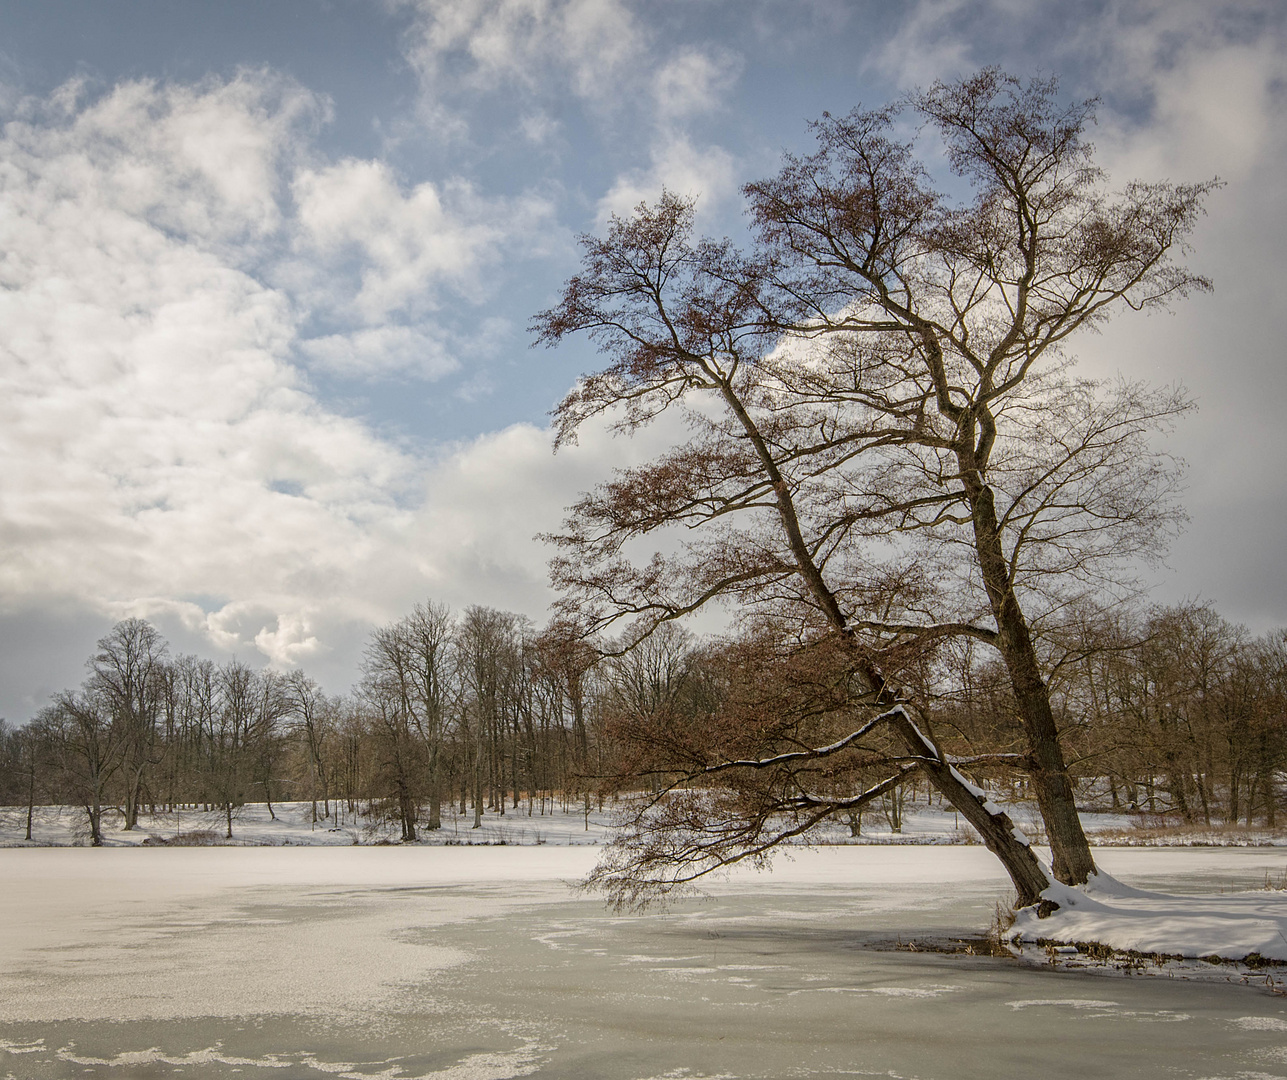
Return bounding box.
[1,72,324,256]
[1076,1,1285,182]
[290,160,531,321]
[396,0,644,102]
[394,1,745,225]
[596,134,739,223]
[653,48,742,120]
[869,0,982,86]
[0,72,600,693]
[298,325,458,380]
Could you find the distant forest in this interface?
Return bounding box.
[1,600,1284,846]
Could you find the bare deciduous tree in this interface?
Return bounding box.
[88,619,168,830]
[535,70,1212,905]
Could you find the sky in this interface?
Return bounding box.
[0,0,1283,722]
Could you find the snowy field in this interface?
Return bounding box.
[0,801,621,849]
[5,845,1287,1079]
[7,799,1287,851]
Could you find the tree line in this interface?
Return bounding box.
[0,607,600,845]
[1,599,1282,848]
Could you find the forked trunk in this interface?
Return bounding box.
[728,371,1078,903]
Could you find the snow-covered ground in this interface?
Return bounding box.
[4,846,1287,1079]
[7,798,1287,850]
[0,800,620,848]
[1012,866,1287,973]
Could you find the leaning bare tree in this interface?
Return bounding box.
[534,70,1211,907]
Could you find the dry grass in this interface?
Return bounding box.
[1086,822,1287,847]
[989,891,1019,947]
[142,829,223,847]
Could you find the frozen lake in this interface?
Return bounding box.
[4,846,1287,1078]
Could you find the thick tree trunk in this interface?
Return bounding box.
[425,738,442,830]
[87,799,103,846]
[887,709,1052,908]
[399,779,417,842]
[965,479,1096,886]
[723,375,1078,903]
[123,768,141,830]
[427,777,442,830]
[1164,764,1192,821]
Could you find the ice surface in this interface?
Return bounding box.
[5,847,1287,1078]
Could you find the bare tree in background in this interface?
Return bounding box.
[285,668,333,824]
[388,602,454,829]
[1,719,52,841]
[88,619,167,830]
[361,603,454,836]
[207,661,286,839]
[535,619,602,822]
[45,692,121,846]
[455,607,522,828]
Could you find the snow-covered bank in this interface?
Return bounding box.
[8,799,1287,850]
[1008,866,1287,981]
[0,800,618,848]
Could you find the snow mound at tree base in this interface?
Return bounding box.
[1007,871,1287,986]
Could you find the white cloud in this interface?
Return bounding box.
[1077,1,1284,182]
[291,160,496,320]
[397,0,644,103]
[299,325,459,380]
[653,48,742,120]
[396,1,746,239]
[0,73,600,680]
[1,71,324,257]
[287,158,556,324]
[519,111,560,144]
[1061,3,1287,627]
[596,134,739,224]
[869,0,978,86]
[403,409,691,616]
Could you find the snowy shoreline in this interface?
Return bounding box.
[7,799,1287,850]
